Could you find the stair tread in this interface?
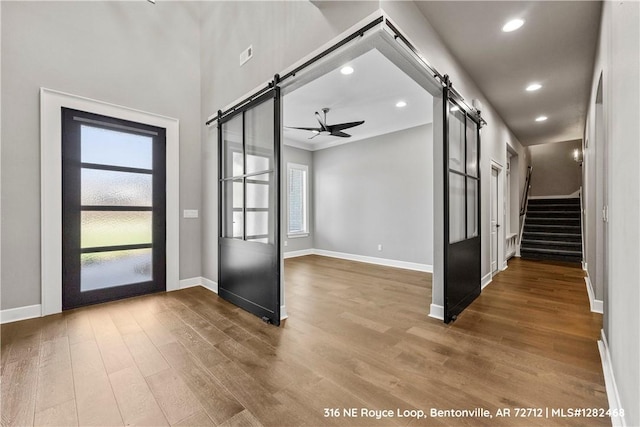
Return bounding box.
[527,211,581,215]
[528,205,581,208]
[522,239,581,245]
[520,247,582,255]
[524,224,580,230]
[523,232,581,237]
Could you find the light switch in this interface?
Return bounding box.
[183,209,199,218]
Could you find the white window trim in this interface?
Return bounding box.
[287,162,309,238]
[40,88,180,316]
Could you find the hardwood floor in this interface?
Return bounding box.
[1,256,608,426]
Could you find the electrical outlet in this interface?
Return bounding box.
[284,241,288,247]
[377,244,383,251]
[240,45,253,66]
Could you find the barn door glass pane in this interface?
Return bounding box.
[466,119,478,177]
[245,101,274,175]
[448,107,465,173]
[467,178,478,238]
[222,179,243,239]
[222,115,243,178]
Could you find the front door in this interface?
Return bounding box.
[218,88,282,326]
[62,108,166,310]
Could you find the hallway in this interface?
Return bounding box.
[1,257,608,426]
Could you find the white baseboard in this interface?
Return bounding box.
[582,260,588,271]
[500,262,508,271]
[280,305,288,320]
[584,275,603,313]
[598,330,626,427]
[200,277,219,294]
[312,249,432,273]
[428,304,444,321]
[179,277,202,289]
[1,304,42,324]
[481,272,493,289]
[283,249,314,259]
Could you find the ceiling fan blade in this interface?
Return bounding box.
[285,126,323,132]
[314,112,328,131]
[328,120,365,132]
[331,131,351,138]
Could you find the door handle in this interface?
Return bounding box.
[496,224,501,228]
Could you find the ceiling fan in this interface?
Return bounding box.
[286,108,364,139]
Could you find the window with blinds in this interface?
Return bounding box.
[287,163,308,236]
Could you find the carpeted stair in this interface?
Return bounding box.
[520,198,582,263]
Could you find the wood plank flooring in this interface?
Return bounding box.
[1,256,608,426]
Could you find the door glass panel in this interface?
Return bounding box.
[222,115,243,178]
[245,100,274,174]
[81,169,152,206]
[449,172,465,243]
[448,107,465,173]
[467,178,478,238]
[81,211,152,248]
[246,211,270,241]
[246,181,269,209]
[81,248,152,291]
[223,179,243,239]
[81,125,152,169]
[466,119,478,177]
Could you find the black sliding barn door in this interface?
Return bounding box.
[443,87,482,323]
[218,88,281,326]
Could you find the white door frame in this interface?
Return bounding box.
[490,160,505,276]
[40,88,180,316]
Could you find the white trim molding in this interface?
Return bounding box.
[179,277,202,290]
[428,304,444,321]
[482,272,493,289]
[1,304,42,324]
[598,330,626,427]
[584,275,604,313]
[40,88,180,316]
[280,305,288,320]
[200,277,219,294]
[284,249,314,259]
[313,249,432,272]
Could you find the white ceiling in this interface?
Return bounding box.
[415,1,602,146]
[283,48,433,151]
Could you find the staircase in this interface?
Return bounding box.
[520,198,582,263]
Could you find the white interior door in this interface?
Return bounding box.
[491,167,499,273]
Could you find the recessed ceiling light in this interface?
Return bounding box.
[535,116,548,122]
[526,83,542,91]
[396,101,407,108]
[502,18,524,32]
[340,66,354,75]
[450,106,460,112]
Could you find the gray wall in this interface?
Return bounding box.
[529,139,582,197]
[1,1,202,310]
[584,1,640,424]
[200,1,379,281]
[313,125,433,265]
[282,144,314,253]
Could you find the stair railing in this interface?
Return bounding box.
[520,166,533,216]
[516,166,533,256]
